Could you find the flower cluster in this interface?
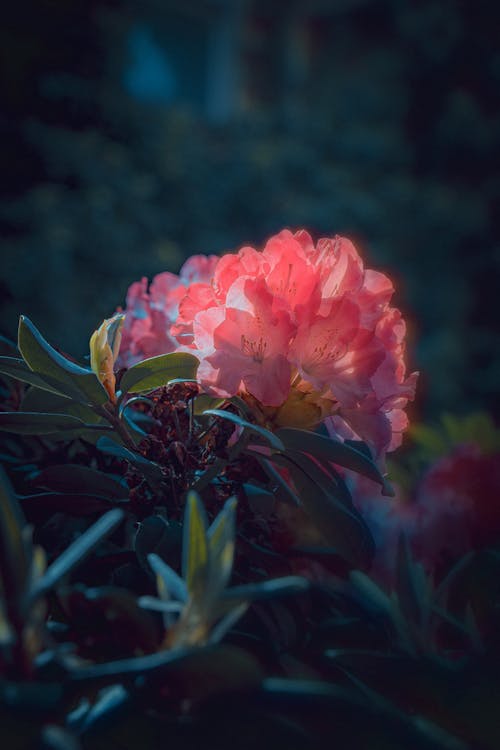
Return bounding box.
[119,230,417,460]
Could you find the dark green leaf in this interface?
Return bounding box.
[31,509,124,598]
[18,315,107,405]
[0,356,66,395]
[119,352,199,394]
[182,491,209,596]
[225,576,309,602]
[20,386,102,423]
[0,468,31,607]
[96,436,164,484]
[0,411,110,435]
[31,465,127,499]
[272,453,374,568]
[134,516,182,572]
[276,427,393,495]
[204,409,285,452]
[396,534,429,627]
[247,453,300,506]
[19,492,115,521]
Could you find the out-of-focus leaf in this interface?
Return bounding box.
[0,468,30,607]
[119,352,199,395]
[32,465,127,499]
[134,516,182,573]
[0,412,111,435]
[68,645,194,682]
[248,453,300,506]
[225,576,309,603]
[96,436,164,484]
[0,335,17,357]
[273,453,374,568]
[276,428,393,495]
[207,497,237,596]
[59,586,161,658]
[148,552,187,603]
[31,509,124,598]
[182,491,209,596]
[0,356,65,395]
[18,315,108,405]
[396,534,429,628]
[19,492,115,522]
[203,409,285,452]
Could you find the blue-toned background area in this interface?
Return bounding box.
[1,0,498,419]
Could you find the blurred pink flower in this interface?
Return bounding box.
[347,442,500,585]
[118,254,218,366]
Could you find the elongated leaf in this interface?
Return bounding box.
[204,409,285,452]
[0,356,66,395]
[247,453,300,506]
[96,436,164,484]
[272,453,374,568]
[0,411,111,435]
[277,428,393,495]
[119,352,199,395]
[31,509,124,598]
[0,468,30,606]
[20,386,102,423]
[19,492,115,521]
[225,575,309,602]
[134,516,182,572]
[148,552,188,603]
[285,449,355,509]
[396,534,429,628]
[18,316,108,405]
[32,465,127,499]
[182,491,209,596]
[207,497,237,597]
[193,394,226,415]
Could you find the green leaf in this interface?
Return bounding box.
[225,576,309,602]
[396,534,429,628]
[31,509,124,599]
[0,468,31,607]
[0,411,111,435]
[203,409,285,452]
[272,452,374,568]
[18,315,108,405]
[207,497,237,597]
[134,516,182,573]
[119,352,199,394]
[182,491,209,596]
[193,394,226,415]
[148,552,188,603]
[96,436,164,484]
[20,386,102,423]
[0,356,67,395]
[32,464,127,499]
[276,428,393,495]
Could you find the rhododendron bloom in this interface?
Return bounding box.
[119,229,417,461]
[118,254,218,366]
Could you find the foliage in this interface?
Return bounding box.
[0,316,499,748]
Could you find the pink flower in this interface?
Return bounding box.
[119,229,417,461]
[118,254,218,366]
[196,277,295,406]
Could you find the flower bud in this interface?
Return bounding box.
[90,313,125,403]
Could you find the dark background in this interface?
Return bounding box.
[1,0,498,420]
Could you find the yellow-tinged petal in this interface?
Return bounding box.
[89,314,125,403]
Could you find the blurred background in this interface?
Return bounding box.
[1,0,498,420]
